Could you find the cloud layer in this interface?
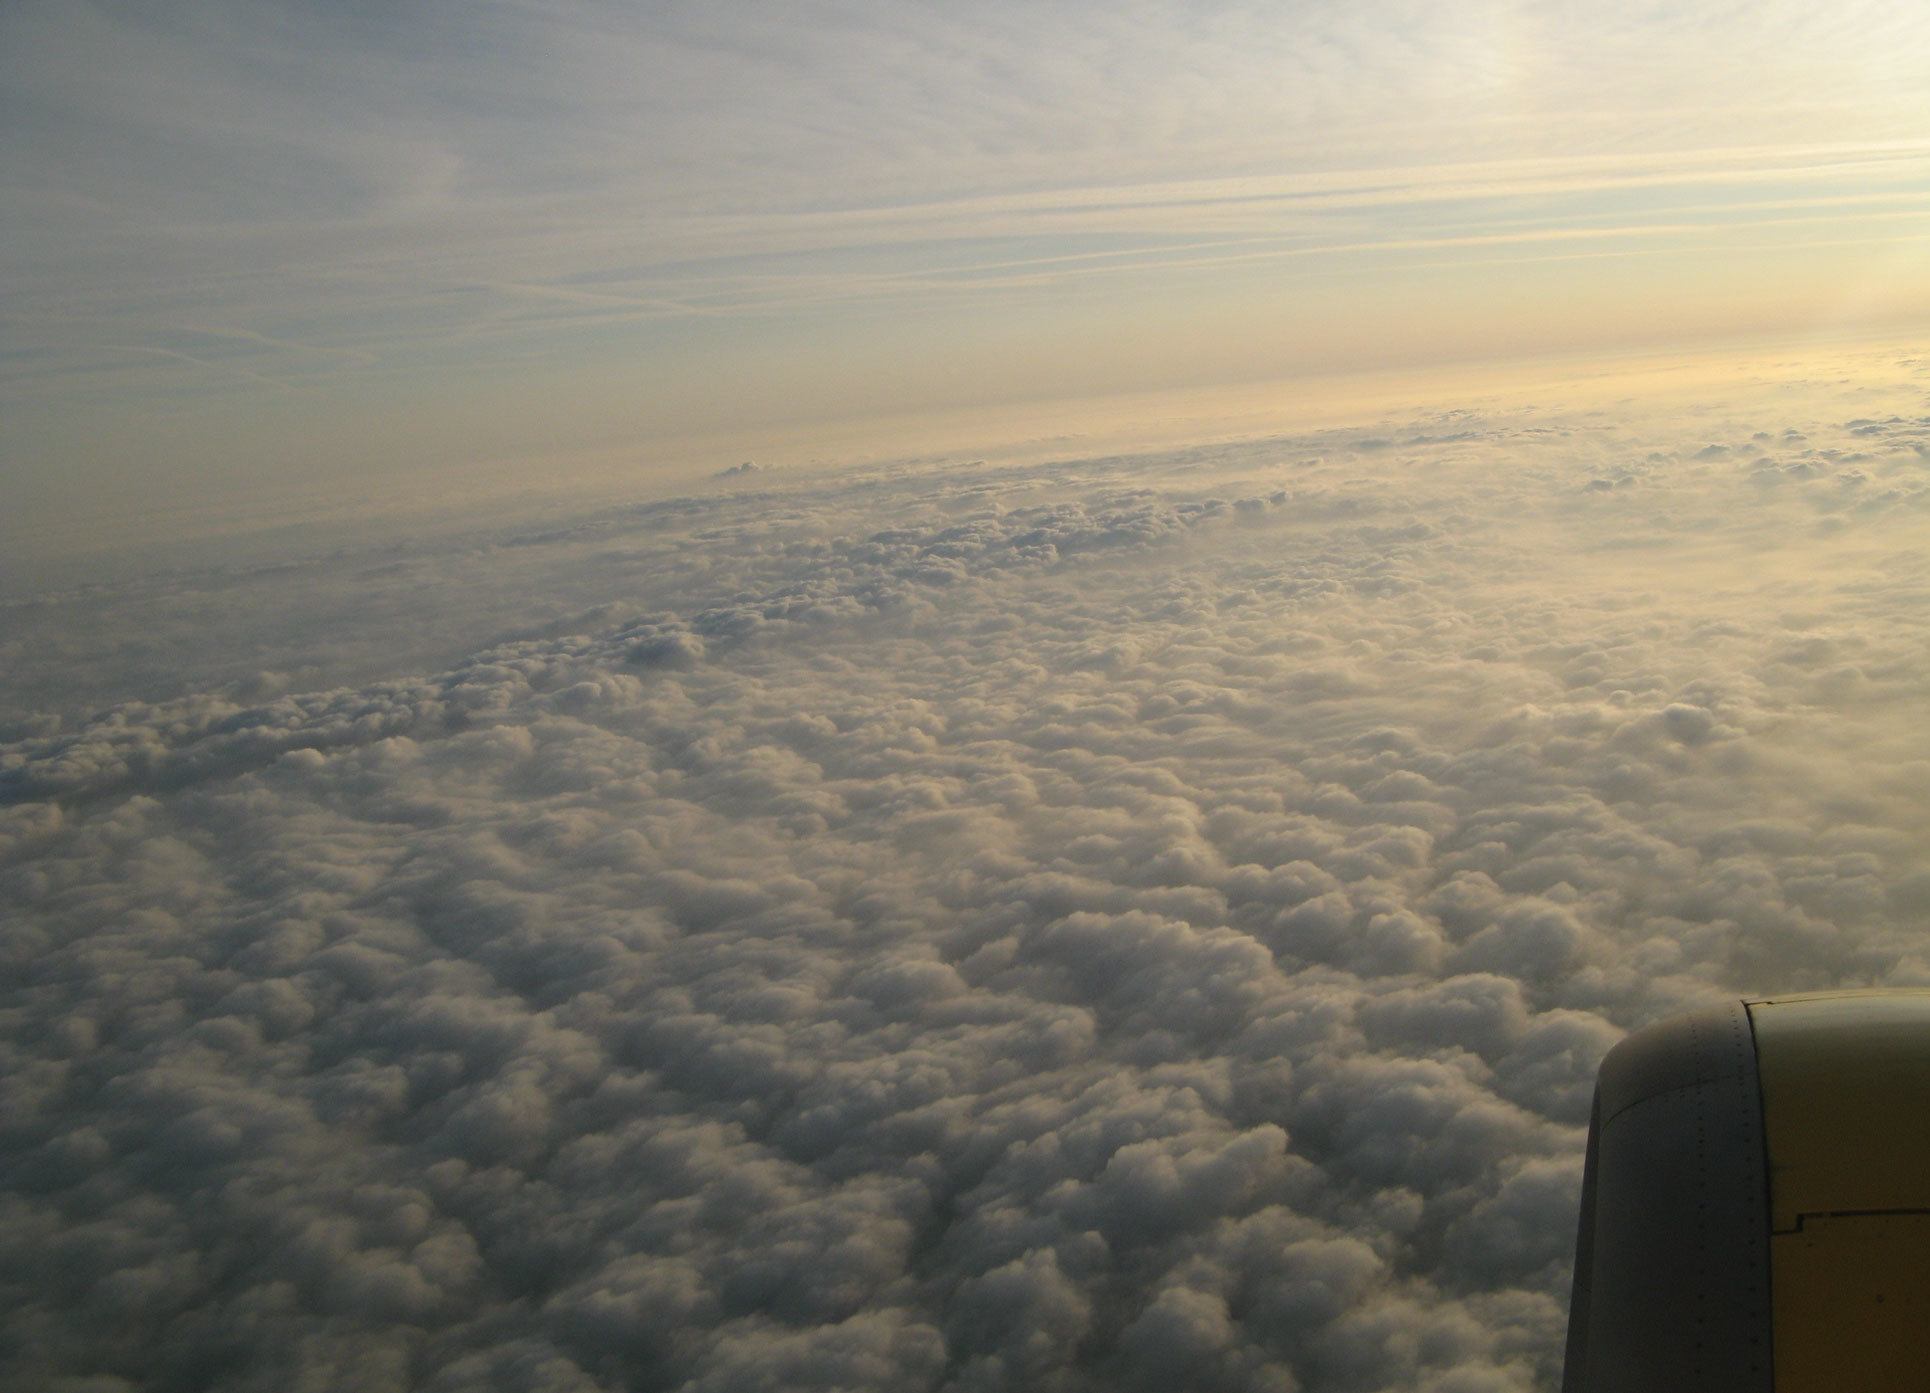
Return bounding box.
[5,363,1930,1390]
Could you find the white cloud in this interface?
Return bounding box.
[3,362,1929,1388]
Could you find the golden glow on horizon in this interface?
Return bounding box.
[19,331,1925,574]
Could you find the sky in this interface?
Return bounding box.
[7,0,1930,557]
[6,6,1930,1392]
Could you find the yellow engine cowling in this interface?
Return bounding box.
[1563,990,1930,1393]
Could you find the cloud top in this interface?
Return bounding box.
[4,367,1930,1389]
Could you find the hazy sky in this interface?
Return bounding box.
[7,0,1930,544]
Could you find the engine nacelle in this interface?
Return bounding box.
[1563,990,1930,1392]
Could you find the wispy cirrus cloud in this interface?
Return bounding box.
[8,2,1930,431]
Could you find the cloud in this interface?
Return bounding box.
[3,368,1930,1388]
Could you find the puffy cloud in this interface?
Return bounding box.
[4,366,1929,1388]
